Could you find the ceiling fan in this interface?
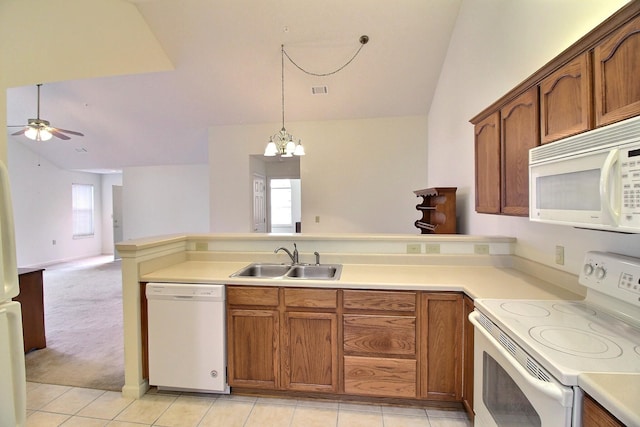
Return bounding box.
[8,84,84,141]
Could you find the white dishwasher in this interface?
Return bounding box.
[146,283,229,394]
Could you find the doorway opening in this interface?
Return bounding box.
[270,178,301,233]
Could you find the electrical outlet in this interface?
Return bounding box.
[474,244,490,255]
[555,245,565,265]
[425,244,440,254]
[195,242,208,251]
[406,243,421,254]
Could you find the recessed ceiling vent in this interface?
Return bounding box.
[311,86,328,95]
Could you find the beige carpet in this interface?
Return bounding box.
[25,256,124,391]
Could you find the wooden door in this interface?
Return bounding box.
[474,112,501,214]
[227,309,279,389]
[282,311,338,392]
[594,14,640,127]
[540,53,593,144]
[500,88,539,216]
[421,293,463,401]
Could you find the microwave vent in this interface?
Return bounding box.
[530,115,640,164]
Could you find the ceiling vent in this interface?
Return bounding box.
[311,86,328,95]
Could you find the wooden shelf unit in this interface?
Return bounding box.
[413,187,457,234]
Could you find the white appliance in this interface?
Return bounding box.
[146,282,229,393]
[470,251,640,426]
[529,115,640,233]
[0,160,26,426]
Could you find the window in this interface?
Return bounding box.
[72,184,94,238]
[270,179,293,226]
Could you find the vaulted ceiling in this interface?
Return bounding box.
[6,0,462,172]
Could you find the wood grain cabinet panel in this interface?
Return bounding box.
[284,288,337,309]
[540,53,593,144]
[582,393,624,427]
[343,290,416,313]
[227,308,279,389]
[462,295,475,420]
[343,315,416,357]
[500,87,539,216]
[344,356,417,398]
[474,112,501,214]
[594,14,640,127]
[421,293,463,401]
[282,311,338,392]
[227,286,279,306]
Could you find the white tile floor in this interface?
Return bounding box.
[26,382,473,427]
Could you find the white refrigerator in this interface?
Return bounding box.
[0,159,26,426]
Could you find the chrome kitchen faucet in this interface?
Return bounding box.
[275,243,299,264]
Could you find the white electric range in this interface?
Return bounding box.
[470,251,640,426]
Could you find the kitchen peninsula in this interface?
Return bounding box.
[116,233,636,424]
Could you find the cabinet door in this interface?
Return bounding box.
[282,311,338,393]
[594,14,640,127]
[500,88,539,216]
[344,356,416,398]
[421,293,463,401]
[582,393,624,427]
[462,296,474,419]
[474,112,501,214]
[540,53,593,144]
[227,309,279,389]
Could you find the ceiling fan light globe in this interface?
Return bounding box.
[24,127,38,140]
[38,129,53,141]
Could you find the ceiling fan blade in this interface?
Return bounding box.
[11,128,27,136]
[50,129,71,140]
[54,128,84,137]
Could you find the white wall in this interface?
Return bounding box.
[122,164,210,240]
[8,140,107,267]
[427,0,639,274]
[210,116,429,233]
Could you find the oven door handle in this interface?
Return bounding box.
[469,312,573,407]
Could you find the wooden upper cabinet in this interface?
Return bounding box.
[500,87,539,216]
[474,112,501,214]
[594,14,640,127]
[540,53,593,144]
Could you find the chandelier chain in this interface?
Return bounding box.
[282,36,368,77]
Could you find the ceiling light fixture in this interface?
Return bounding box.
[264,35,370,158]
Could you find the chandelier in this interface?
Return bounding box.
[264,45,304,157]
[264,35,369,158]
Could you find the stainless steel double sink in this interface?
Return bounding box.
[230,262,342,280]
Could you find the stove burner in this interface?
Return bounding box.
[529,326,623,359]
[500,302,550,317]
[551,302,597,316]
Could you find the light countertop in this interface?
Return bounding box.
[141,260,581,300]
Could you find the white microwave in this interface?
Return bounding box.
[529,115,640,233]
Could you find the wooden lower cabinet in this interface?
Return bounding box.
[227,308,280,389]
[344,356,416,398]
[582,393,624,427]
[226,286,466,405]
[282,311,338,392]
[421,292,463,401]
[462,295,475,419]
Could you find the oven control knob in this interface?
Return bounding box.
[595,266,606,280]
[583,263,594,276]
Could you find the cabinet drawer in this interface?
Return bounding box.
[344,315,416,356]
[284,288,337,309]
[344,356,416,398]
[343,290,416,313]
[227,286,279,307]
